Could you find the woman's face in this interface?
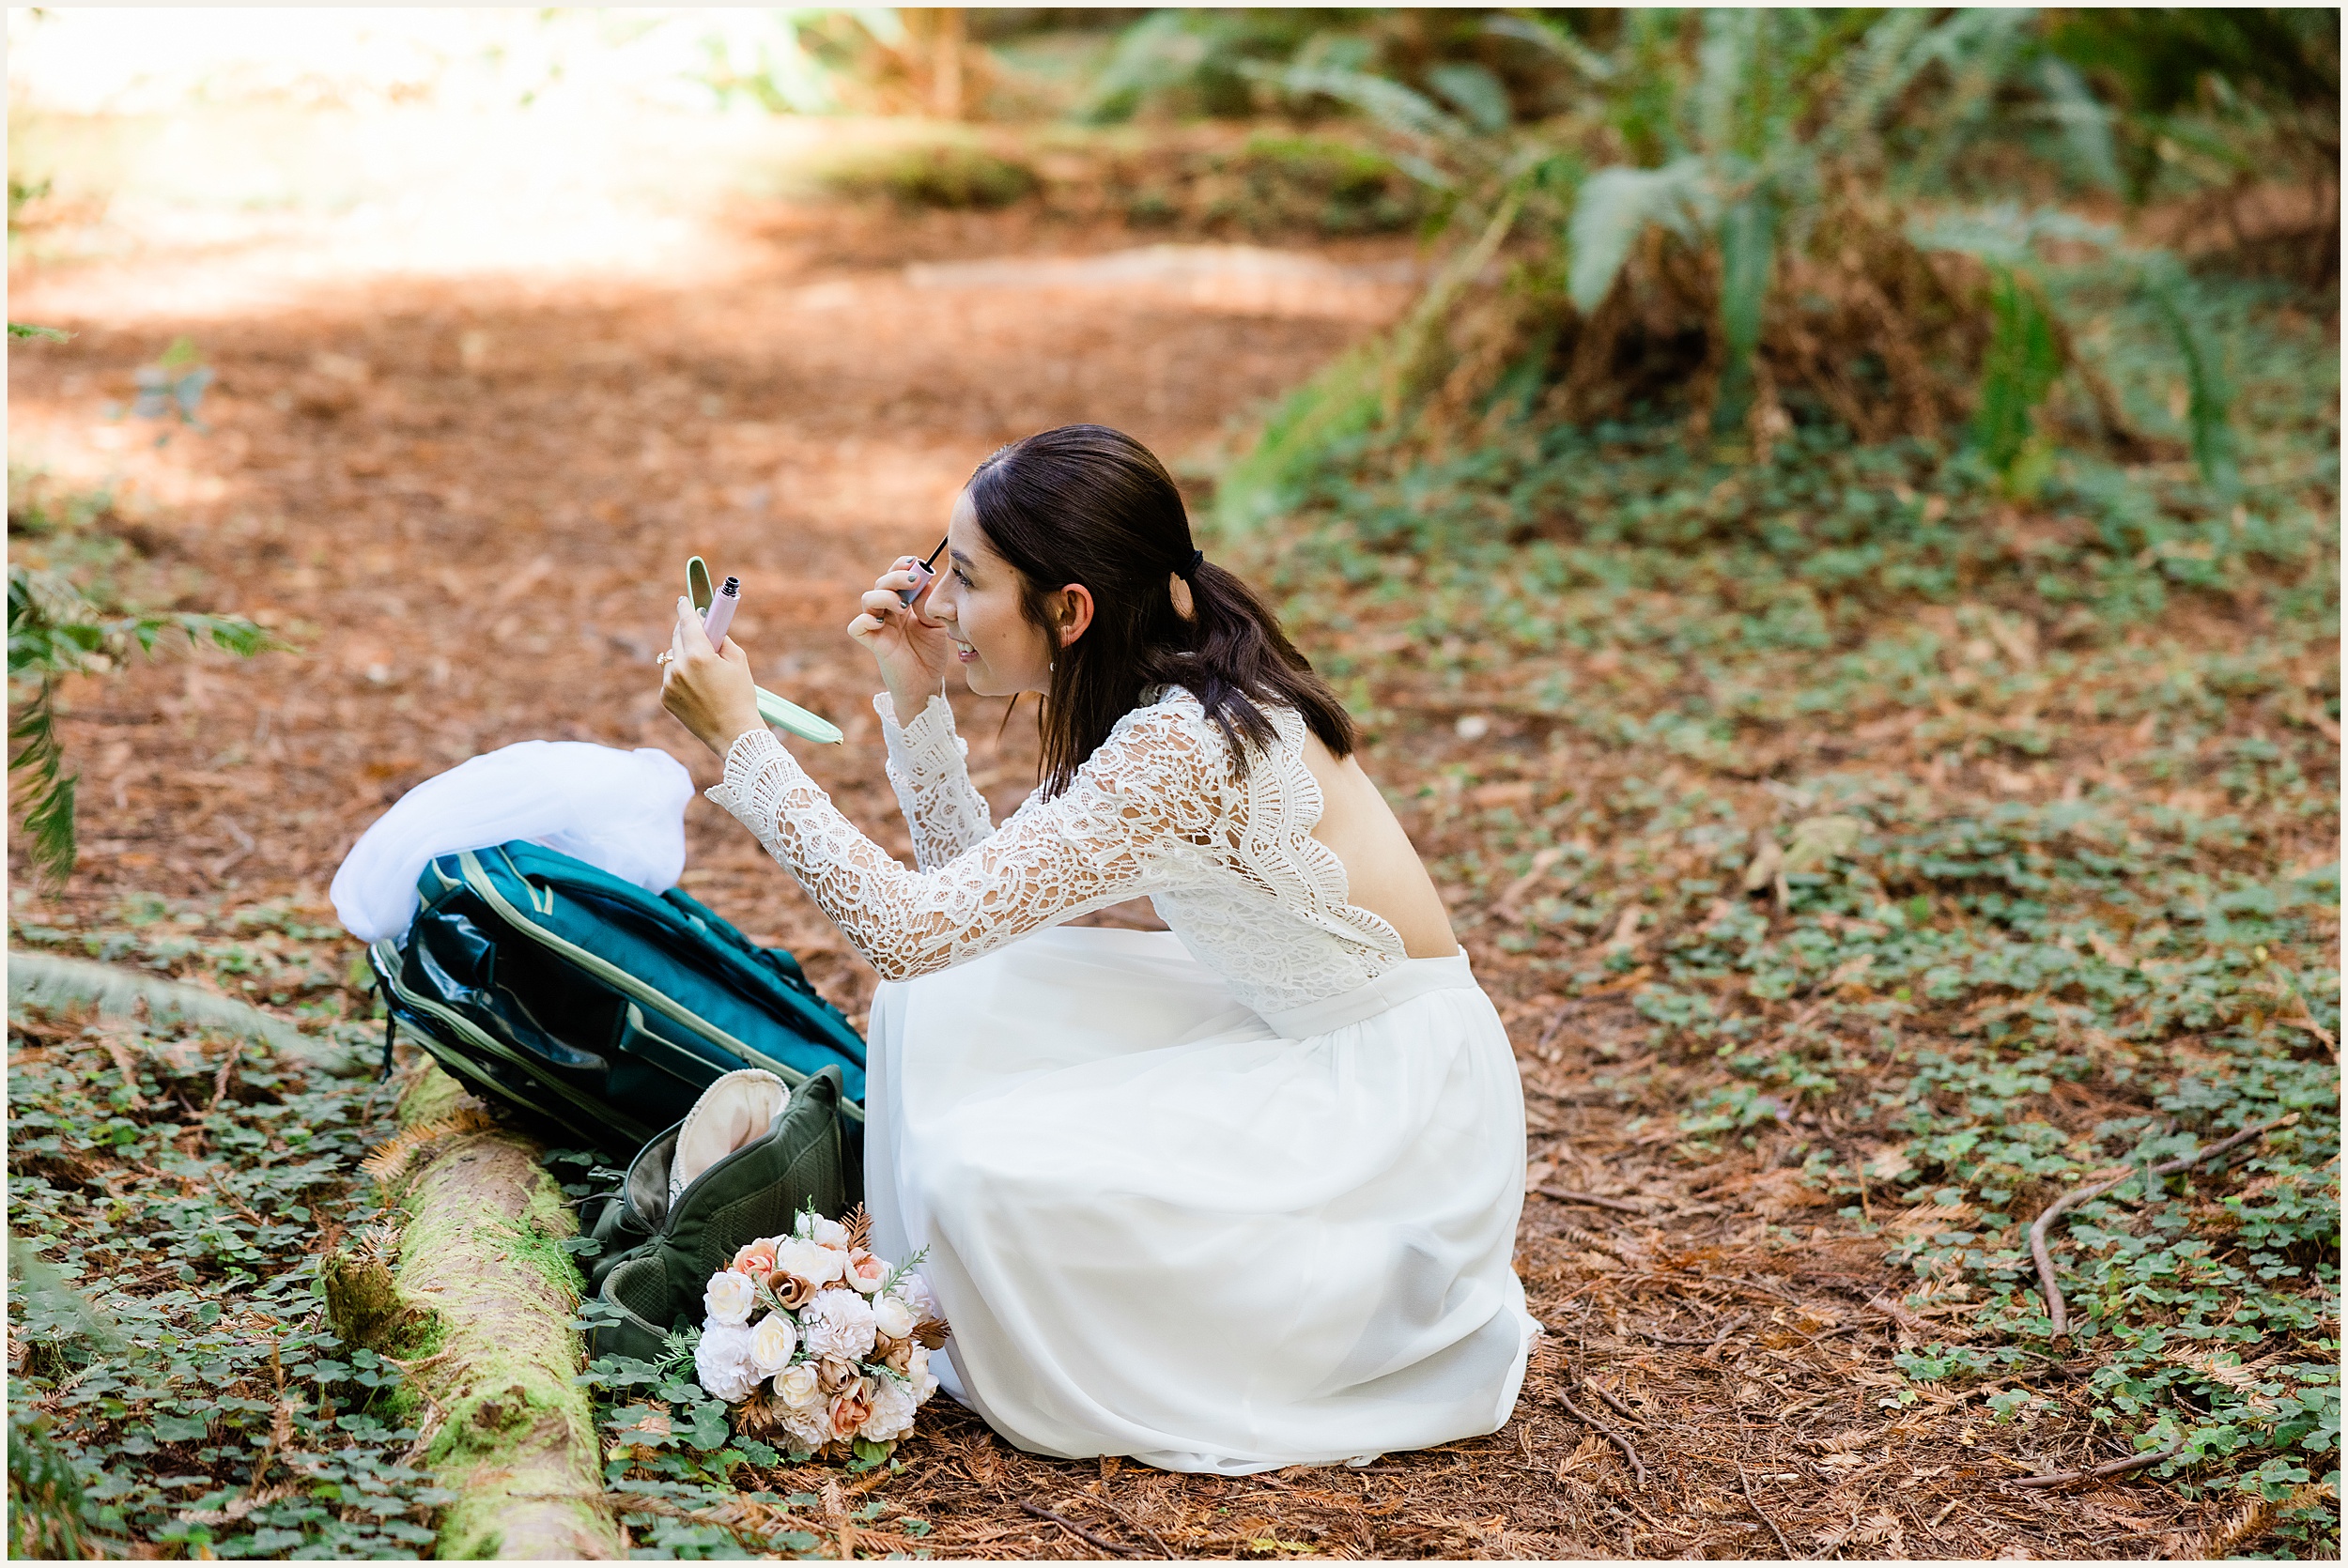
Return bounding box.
[923,489,1058,698]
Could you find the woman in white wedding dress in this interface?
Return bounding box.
[660,424,1535,1474]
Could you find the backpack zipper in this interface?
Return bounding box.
[456,851,866,1125]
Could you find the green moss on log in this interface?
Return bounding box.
[385,1067,619,1560]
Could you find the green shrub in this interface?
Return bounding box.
[821,143,1040,210]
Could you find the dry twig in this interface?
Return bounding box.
[100,1029,148,1109]
[1582,1376,1648,1430]
[1090,1497,1176,1559]
[2029,1115,2297,1337]
[1536,1185,1651,1214]
[1638,1314,1748,1346]
[1738,1463,1797,1558]
[2010,1441,2186,1489]
[1556,1390,1647,1488]
[1021,1500,1149,1558]
[209,1038,246,1114]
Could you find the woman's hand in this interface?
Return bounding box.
[661,596,764,761]
[848,557,951,717]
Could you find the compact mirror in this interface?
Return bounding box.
[687,556,715,615]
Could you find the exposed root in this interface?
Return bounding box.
[2029,1115,2298,1338]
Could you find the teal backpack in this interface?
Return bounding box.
[366,841,867,1162]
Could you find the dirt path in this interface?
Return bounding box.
[9,200,1413,1016]
[12,185,2221,1558]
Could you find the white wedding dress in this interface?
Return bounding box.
[705,684,1536,1473]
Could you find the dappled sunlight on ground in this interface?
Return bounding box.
[8,100,1417,1016]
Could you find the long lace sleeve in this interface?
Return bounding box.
[705,704,1226,981]
[873,691,996,869]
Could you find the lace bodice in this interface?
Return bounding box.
[703,685,1408,1020]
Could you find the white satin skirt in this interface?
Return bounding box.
[863,926,1537,1474]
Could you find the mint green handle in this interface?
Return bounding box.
[755,686,843,746]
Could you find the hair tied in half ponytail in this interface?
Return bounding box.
[966,423,1355,797]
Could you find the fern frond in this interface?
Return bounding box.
[1215,185,1525,535]
[1713,190,1780,430]
[359,1105,498,1182]
[1905,8,2032,192]
[1426,62,1511,135]
[1821,8,1934,155]
[10,1237,125,1347]
[8,675,76,881]
[1970,264,2066,486]
[1694,8,1757,157]
[1482,14,1614,84]
[2197,1495,2279,1558]
[1074,10,1204,125]
[2139,256,2240,492]
[1212,341,1389,538]
[6,949,364,1071]
[1566,157,1712,313]
[2036,56,2123,192]
[1249,61,1466,147]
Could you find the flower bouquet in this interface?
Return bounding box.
[691,1205,949,1464]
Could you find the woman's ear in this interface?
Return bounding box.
[1052,583,1095,649]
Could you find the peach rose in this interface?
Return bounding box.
[842,1249,889,1295]
[827,1380,874,1442]
[732,1238,780,1286]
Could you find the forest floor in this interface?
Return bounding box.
[8,110,2339,1560]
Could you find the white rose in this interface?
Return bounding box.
[858,1374,919,1443]
[749,1312,797,1376]
[775,1238,844,1289]
[693,1322,761,1403]
[703,1269,757,1329]
[808,1215,849,1248]
[773,1362,824,1410]
[871,1292,916,1341]
[798,1287,878,1362]
[907,1344,938,1404]
[843,1250,890,1296]
[894,1271,938,1323]
[780,1401,834,1454]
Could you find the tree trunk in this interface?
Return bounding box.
[931,8,965,120]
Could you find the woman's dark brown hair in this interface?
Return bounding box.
[966,423,1355,797]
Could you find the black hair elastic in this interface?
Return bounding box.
[1178,548,1203,580]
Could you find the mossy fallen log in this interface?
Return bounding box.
[333,1066,621,1560]
[5,948,368,1072]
